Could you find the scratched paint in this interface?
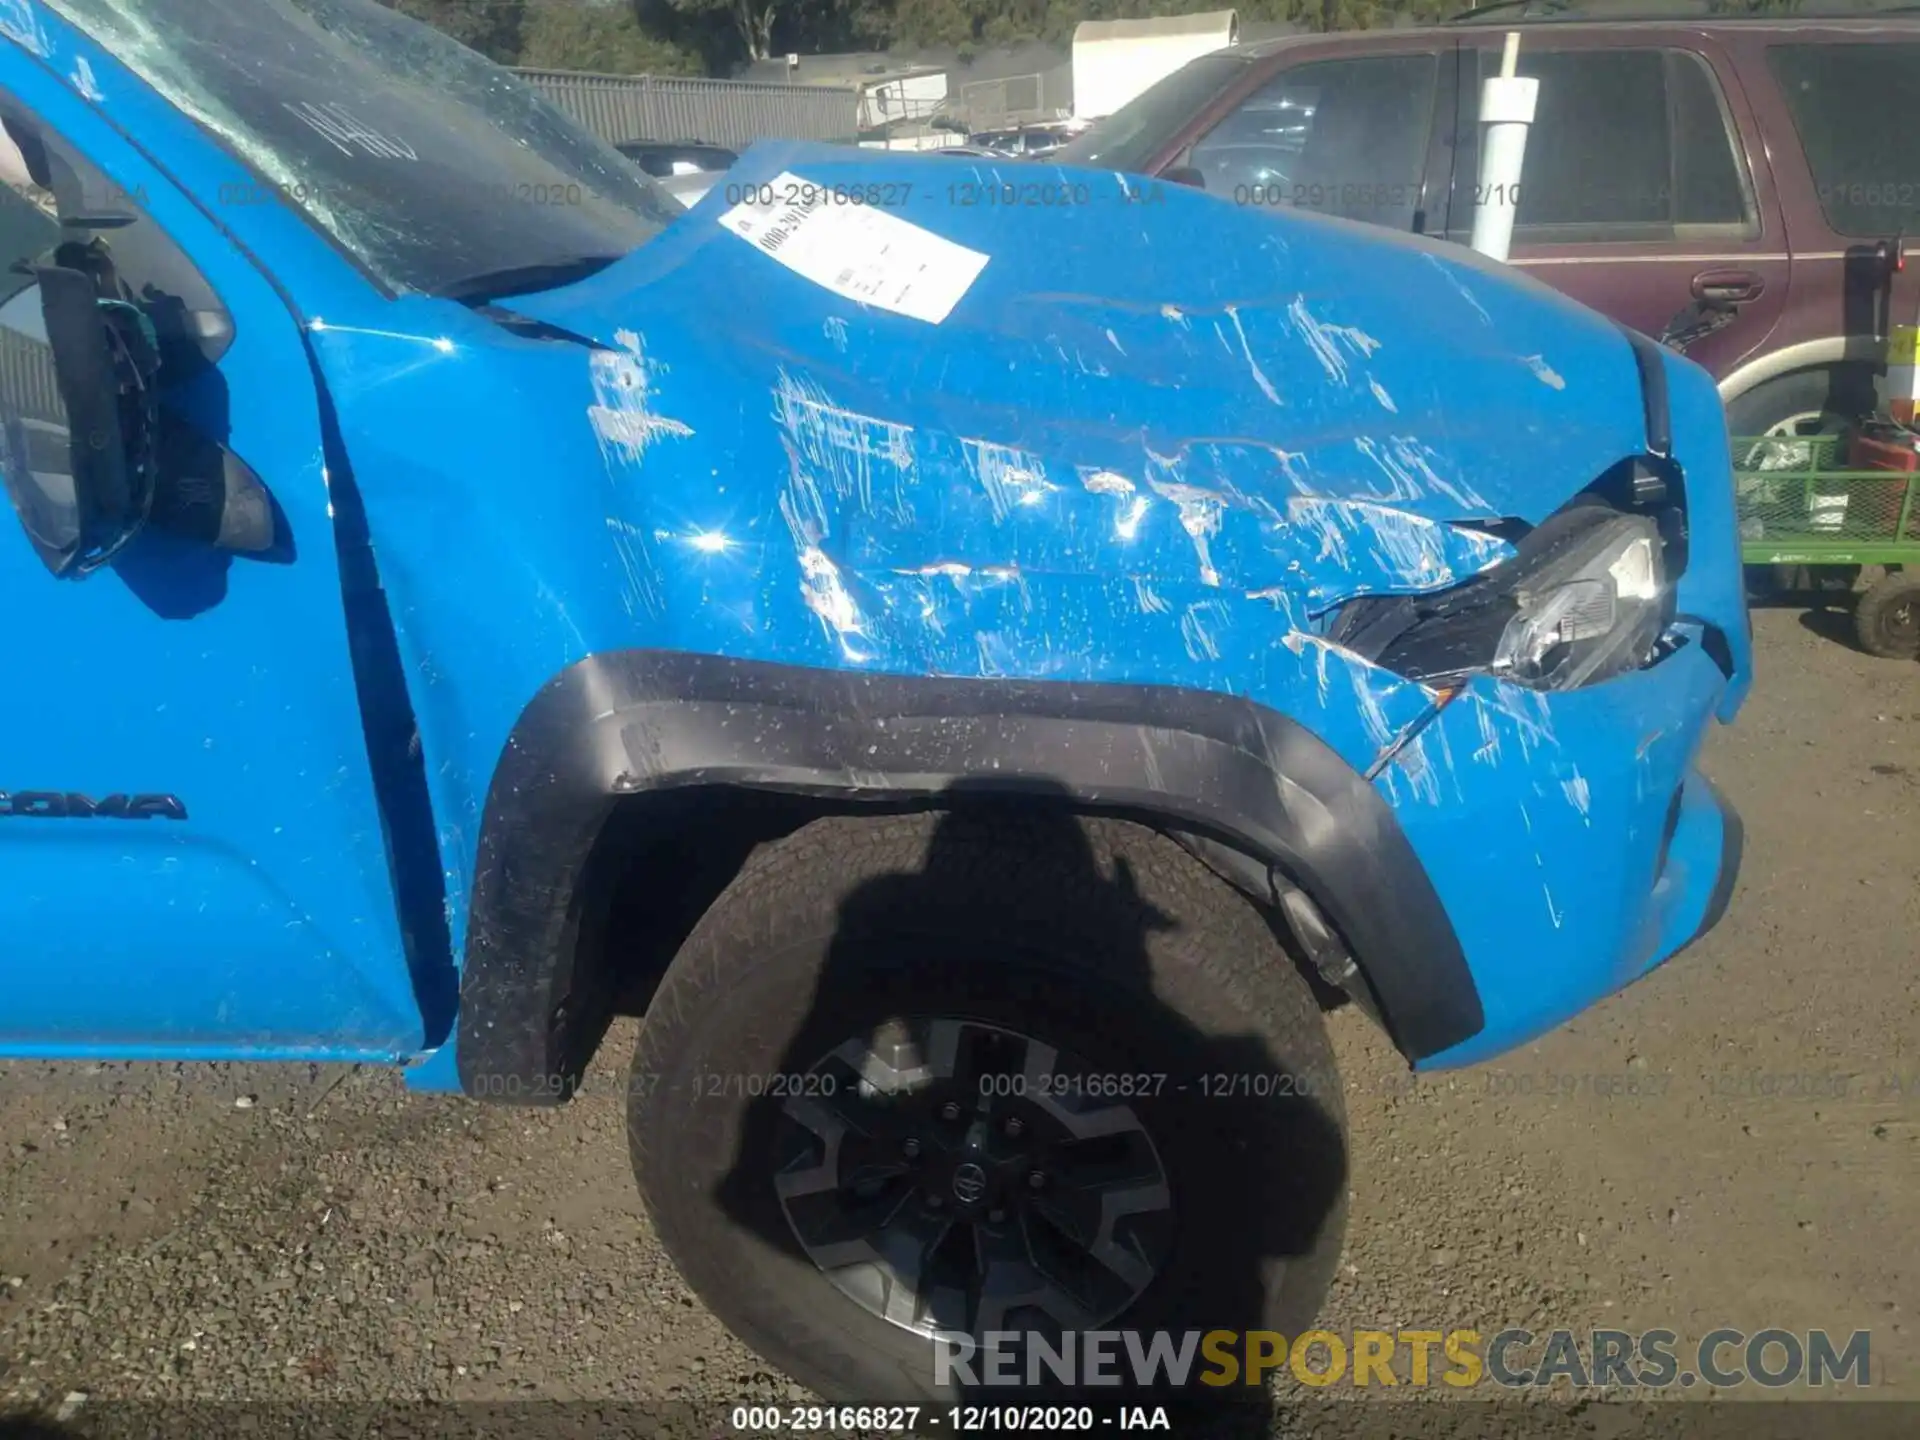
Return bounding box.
[1226,306,1282,405]
[1178,600,1230,661]
[1425,252,1495,327]
[1395,733,1443,806]
[0,0,49,55]
[1525,355,1568,391]
[962,438,1056,523]
[1288,296,1382,387]
[1146,479,1226,587]
[1130,576,1171,615]
[587,329,692,467]
[442,140,1740,1028]
[1289,496,1510,596]
[774,369,917,524]
[604,515,663,619]
[1352,436,1493,514]
[793,541,868,656]
[1080,468,1151,542]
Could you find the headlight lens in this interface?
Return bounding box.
[1492,513,1666,689]
[1327,500,1674,692]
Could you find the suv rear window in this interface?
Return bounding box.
[1770,43,1920,238]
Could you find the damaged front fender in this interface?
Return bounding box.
[289,140,1733,1087]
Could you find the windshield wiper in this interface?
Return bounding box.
[432,253,623,304]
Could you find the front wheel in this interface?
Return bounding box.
[628,808,1348,1405]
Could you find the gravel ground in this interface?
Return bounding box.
[1,604,1916,1433]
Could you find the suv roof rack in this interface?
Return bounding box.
[1447,0,1920,24]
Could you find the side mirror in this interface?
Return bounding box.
[1,263,157,576]
[1163,166,1207,191]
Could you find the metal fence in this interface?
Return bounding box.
[514,69,861,149]
[0,326,64,425]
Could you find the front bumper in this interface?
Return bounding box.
[1383,624,1743,1070]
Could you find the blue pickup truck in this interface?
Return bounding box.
[0,0,1749,1406]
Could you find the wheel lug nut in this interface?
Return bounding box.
[940,1102,961,1122]
[1004,1117,1024,1139]
[1027,1170,1046,1190]
[903,1139,921,1158]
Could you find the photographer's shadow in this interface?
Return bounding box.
[0,1416,88,1440]
[711,790,1350,1436]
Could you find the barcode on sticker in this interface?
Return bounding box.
[717,169,989,325]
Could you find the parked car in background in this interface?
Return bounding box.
[616,138,737,209]
[1054,0,1920,443]
[964,119,1089,158]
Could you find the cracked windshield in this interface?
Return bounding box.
[45,0,680,293]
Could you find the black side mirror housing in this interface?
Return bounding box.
[1163,166,1207,191]
[2,263,157,576]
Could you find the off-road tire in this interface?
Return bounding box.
[628,808,1348,1406]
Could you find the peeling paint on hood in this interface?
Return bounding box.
[282,138,1690,789]
[503,141,1649,623]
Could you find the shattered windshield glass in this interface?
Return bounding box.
[44,0,682,296]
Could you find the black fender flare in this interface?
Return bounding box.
[454,651,1484,1099]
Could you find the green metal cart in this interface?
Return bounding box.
[1733,433,1920,659]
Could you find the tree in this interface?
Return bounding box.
[663,0,787,58]
[519,0,703,71]
[382,0,528,61]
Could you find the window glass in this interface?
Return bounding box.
[0,101,229,564]
[1054,54,1252,174]
[47,0,681,298]
[1189,55,1437,231]
[1770,43,1920,238]
[1671,51,1747,226]
[1454,48,1752,244]
[0,118,76,561]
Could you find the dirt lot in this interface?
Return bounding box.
[1,604,1916,1431]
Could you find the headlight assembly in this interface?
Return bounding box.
[1327,497,1676,693]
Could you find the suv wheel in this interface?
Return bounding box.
[1727,366,1884,465]
[628,808,1348,1404]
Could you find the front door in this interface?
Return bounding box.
[1447,35,1791,382]
[0,36,435,1057]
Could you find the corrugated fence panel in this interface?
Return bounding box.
[514,69,861,148]
[0,327,64,424]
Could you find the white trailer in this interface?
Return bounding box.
[1070,11,1239,123]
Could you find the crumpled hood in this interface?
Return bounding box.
[502,139,1654,614]
[299,138,1739,887]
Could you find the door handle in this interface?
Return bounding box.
[1691,268,1764,304]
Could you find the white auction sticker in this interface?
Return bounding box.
[718,171,989,325]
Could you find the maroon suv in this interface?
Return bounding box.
[1054,0,1920,441]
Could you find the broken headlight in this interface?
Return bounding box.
[1328,498,1675,692]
